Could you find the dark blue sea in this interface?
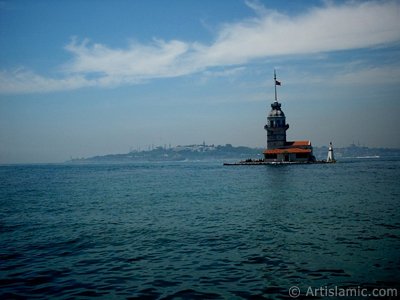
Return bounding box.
[1,158,399,299]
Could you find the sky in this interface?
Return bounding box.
[0,0,399,163]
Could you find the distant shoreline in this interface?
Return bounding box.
[67,144,400,164]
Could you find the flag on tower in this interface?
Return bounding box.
[275,80,281,86]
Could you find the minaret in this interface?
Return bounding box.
[327,142,335,162]
[264,70,289,149]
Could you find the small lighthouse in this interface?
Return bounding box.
[327,142,335,163]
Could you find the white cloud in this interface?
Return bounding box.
[196,0,400,65]
[64,37,195,79]
[0,68,93,94]
[1,0,399,94]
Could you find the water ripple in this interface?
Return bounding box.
[1,160,399,299]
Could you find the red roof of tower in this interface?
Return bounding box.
[263,148,312,154]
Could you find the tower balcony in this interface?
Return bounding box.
[264,124,289,131]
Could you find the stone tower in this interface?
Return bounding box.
[264,71,289,149]
[264,101,289,149]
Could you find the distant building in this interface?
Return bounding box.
[263,71,315,163]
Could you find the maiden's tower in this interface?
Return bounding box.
[223,70,335,165]
[263,71,315,163]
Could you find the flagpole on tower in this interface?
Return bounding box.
[274,69,281,103]
[274,69,277,102]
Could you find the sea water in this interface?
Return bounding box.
[1,158,399,299]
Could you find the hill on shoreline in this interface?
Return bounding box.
[68,143,400,163]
